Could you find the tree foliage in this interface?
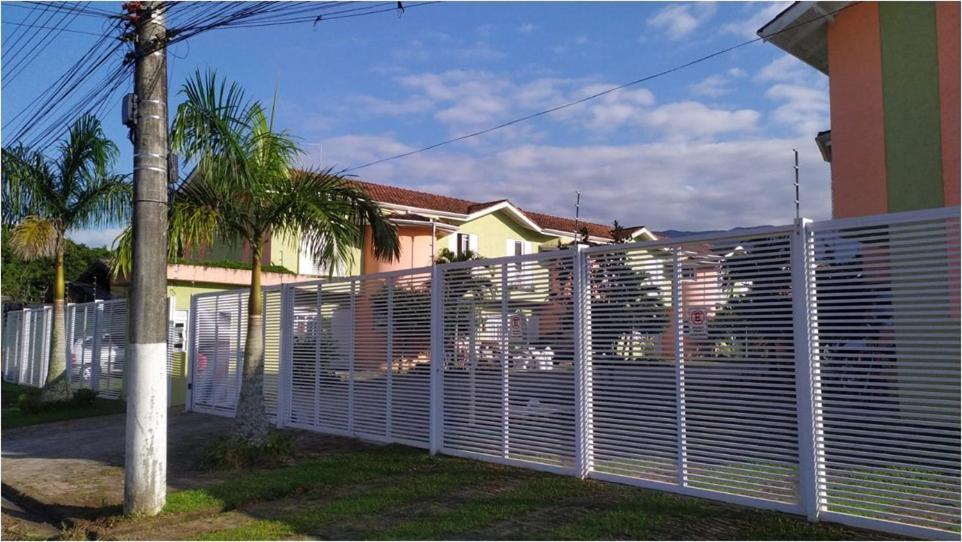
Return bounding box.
[1,227,112,305]
[1,114,128,401]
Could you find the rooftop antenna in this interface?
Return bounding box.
[793,148,800,221]
[573,191,582,245]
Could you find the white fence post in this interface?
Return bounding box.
[429,266,443,455]
[574,247,593,478]
[313,286,322,429]
[65,304,75,385]
[386,278,394,439]
[92,301,104,395]
[672,247,688,488]
[17,309,28,384]
[347,279,356,435]
[500,263,510,460]
[277,284,294,428]
[186,294,197,412]
[791,218,820,521]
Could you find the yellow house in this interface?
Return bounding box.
[111,179,657,313]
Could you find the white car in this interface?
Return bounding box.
[71,334,124,381]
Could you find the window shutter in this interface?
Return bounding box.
[448,233,457,253]
[506,239,516,257]
[468,234,478,253]
[523,241,534,254]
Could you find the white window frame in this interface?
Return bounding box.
[450,233,478,258]
[506,239,534,290]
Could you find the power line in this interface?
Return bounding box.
[16,1,116,18]
[1,19,105,38]
[4,1,437,150]
[339,3,855,174]
[3,3,93,85]
[2,1,52,63]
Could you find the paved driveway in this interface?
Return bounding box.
[1,409,234,519]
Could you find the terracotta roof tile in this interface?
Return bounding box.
[351,180,616,240]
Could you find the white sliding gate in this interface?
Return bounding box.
[188,286,283,418]
[1,306,53,388]
[65,299,129,398]
[186,206,960,539]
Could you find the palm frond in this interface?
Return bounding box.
[168,191,224,260]
[2,145,59,225]
[58,114,118,196]
[69,173,132,230]
[10,216,59,260]
[275,169,400,274]
[171,69,257,186]
[110,226,133,278]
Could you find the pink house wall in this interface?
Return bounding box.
[363,225,436,274]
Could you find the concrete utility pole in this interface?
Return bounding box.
[125,0,168,516]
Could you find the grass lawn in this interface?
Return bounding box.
[85,442,895,541]
[1,382,126,429]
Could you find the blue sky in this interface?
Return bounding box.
[2,1,831,247]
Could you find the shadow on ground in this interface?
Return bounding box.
[1,411,903,541]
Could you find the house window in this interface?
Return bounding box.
[507,240,534,290]
[457,233,472,257]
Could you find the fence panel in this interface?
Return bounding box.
[284,270,433,447]
[6,307,54,388]
[66,302,98,390]
[440,252,578,472]
[65,299,130,399]
[584,227,803,512]
[583,243,679,484]
[2,310,24,382]
[188,288,283,418]
[263,286,283,419]
[808,208,961,537]
[190,291,246,416]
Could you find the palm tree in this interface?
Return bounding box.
[117,71,400,444]
[2,114,131,401]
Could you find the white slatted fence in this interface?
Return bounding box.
[2,306,52,388]
[184,207,960,539]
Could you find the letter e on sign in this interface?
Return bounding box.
[688,307,708,339]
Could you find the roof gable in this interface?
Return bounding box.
[351,179,619,240]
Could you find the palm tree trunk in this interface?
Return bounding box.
[42,241,71,402]
[234,245,270,444]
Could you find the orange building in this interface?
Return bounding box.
[760,1,959,218]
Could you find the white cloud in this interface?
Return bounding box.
[722,1,791,39]
[352,95,434,116]
[641,101,760,139]
[690,74,732,97]
[454,41,505,60]
[67,227,124,248]
[755,54,819,83]
[391,39,431,62]
[312,133,830,231]
[574,85,655,131]
[646,2,718,40]
[327,68,762,143]
[517,23,537,35]
[765,83,829,136]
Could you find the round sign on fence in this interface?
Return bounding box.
[688,307,708,338]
